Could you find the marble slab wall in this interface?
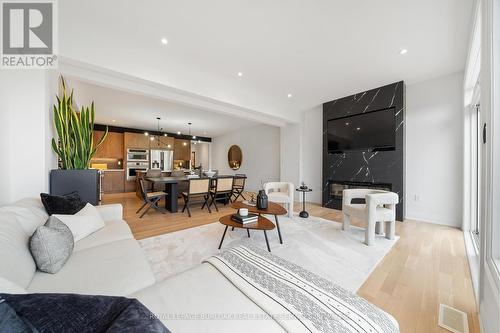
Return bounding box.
[322,81,405,220]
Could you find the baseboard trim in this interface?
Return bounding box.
[404,216,461,228]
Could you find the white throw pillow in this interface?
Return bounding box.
[54,203,105,242]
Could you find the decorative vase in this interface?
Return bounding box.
[257,190,268,210]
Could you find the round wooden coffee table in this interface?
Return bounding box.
[231,201,287,244]
[218,214,275,252]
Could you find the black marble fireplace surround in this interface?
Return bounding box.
[322,81,405,220]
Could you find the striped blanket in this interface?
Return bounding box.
[204,244,399,333]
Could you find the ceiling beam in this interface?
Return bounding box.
[58,57,293,127]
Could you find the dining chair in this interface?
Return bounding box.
[231,174,246,202]
[136,178,168,218]
[181,178,211,217]
[170,169,188,197]
[209,177,234,212]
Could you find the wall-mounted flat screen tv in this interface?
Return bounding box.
[327,108,396,154]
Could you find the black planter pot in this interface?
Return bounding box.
[50,169,100,205]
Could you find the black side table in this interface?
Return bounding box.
[296,188,313,218]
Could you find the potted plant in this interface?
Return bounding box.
[49,77,108,205]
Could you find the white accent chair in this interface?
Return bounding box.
[263,182,294,218]
[342,189,399,246]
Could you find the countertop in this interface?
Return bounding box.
[102,169,124,172]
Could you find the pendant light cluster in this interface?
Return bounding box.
[144,119,204,145]
[144,117,171,148]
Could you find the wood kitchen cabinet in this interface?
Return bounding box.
[93,131,124,159]
[124,132,150,149]
[102,171,125,193]
[173,139,191,160]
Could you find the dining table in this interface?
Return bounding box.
[144,175,246,213]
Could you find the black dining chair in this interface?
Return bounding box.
[231,174,247,202]
[209,177,234,211]
[136,178,168,218]
[181,178,212,217]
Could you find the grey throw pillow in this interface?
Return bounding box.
[29,216,74,274]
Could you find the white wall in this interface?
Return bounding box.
[300,106,323,203]
[405,71,464,227]
[211,124,280,192]
[191,142,210,169]
[0,70,57,205]
[280,124,301,190]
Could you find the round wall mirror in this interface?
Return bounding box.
[228,145,242,170]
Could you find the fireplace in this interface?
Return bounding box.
[322,81,405,220]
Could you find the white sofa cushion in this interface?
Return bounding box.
[28,239,155,296]
[132,263,284,333]
[0,276,27,294]
[95,204,123,222]
[54,204,105,242]
[74,219,134,252]
[0,215,36,288]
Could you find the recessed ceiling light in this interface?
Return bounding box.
[400,49,408,55]
[177,131,181,135]
[237,72,243,77]
[356,127,361,131]
[345,122,350,126]
[161,38,168,45]
[192,135,197,139]
[287,93,292,98]
[112,119,116,123]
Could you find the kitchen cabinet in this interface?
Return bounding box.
[173,139,191,161]
[93,131,124,159]
[102,171,125,193]
[124,132,150,149]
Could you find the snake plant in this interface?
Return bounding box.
[51,77,108,169]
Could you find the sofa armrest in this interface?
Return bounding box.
[95,204,123,222]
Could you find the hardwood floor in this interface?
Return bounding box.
[102,192,480,333]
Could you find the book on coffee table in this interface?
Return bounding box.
[231,213,259,224]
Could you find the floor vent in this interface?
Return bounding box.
[438,304,469,333]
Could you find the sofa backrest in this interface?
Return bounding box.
[0,198,48,290]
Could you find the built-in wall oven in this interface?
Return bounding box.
[127,149,149,162]
[126,162,148,181]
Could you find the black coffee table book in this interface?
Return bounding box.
[231,213,258,224]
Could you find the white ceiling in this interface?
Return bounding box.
[66,78,261,137]
[59,0,473,123]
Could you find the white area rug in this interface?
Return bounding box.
[139,214,398,292]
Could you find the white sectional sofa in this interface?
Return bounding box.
[0,198,399,333]
[0,198,155,296]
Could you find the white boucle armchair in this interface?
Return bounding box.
[342,189,399,246]
[263,182,294,218]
